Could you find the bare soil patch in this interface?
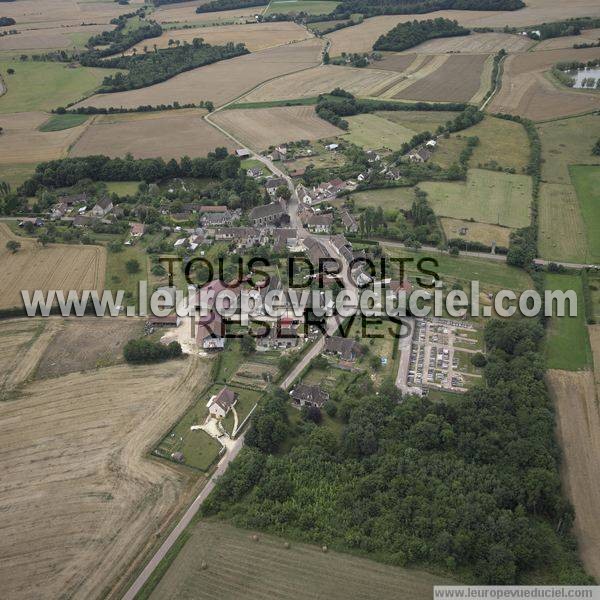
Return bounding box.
[211,105,341,150]
[0,223,106,311]
[0,357,211,599]
[0,111,86,165]
[549,358,600,581]
[35,317,145,379]
[241,64,402,102]
[125,22,311,54]
[74,38,323,110]
[394,54,488,102]
[70,110,233,159]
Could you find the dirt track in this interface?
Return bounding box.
[0,355,211,600]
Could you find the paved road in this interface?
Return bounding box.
[122,433,246,600]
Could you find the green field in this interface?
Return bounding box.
[0,60,120,114]
[570,165,600,264]
[104,181,142,196]
[145,520,454,600]
[105,244,150,305]
[538,182,589,264]
[265,0,339,15]
[342,186,416,211]
[545,273,592,371]
[537,114,600,185]
[383,244,533,292]
[342,113,417,150]
[0,163,37,187]
[420,168,532,229]
[39,113,89,132]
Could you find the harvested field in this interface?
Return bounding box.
[367,52,417,73]
[35,317,145,379]
[210,105,341,150]
[241,64,403,102]
[534,28,600,51]
[0,111,84,165]
[74,38,323,110]
[0,223,106,311]
[549,362,600,581]
[0,356,211,599]
[394,54,489,103]
[440,217,511,247]
[154,2,258,25]
[148,519,455,600]
[538,114,600,184]
[0,24,109,51]
[69,110,234,159]
[410,32,533,54]
[468,116,531,173]
[377,55,447,99]
[489,47,600,121]
[124,22,311,55]
[538,183,589,264]
[420,168,532,228]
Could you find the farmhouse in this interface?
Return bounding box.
[206,387,238,418]
[305,213,333,233]
[407,148,432,163]
[324,336,364,362]
[290,383,329,408]
[249,201,286,226]
[19,217,44,227]
[91,197,113,217]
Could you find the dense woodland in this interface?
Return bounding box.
[202,319,591,584]
[196,0,268,14]
[373,18,470,52]
[84,39,248,92]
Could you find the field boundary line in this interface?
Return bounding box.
[480,52,506,112]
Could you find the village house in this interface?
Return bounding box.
[264,177,287,197]
[340,209,358,233]
[129,222,145,238]
[366,150,381,163]
[50,202,69,220]
[272,145,288,161]
[290,383,329,408]
[213,226,263,247]
[201,210,236,227]
[196,311,226,351]
[407,147,432,163]
[324,336,364,362]
[199,205,228,214]
[19,217,44,228]
[247,167,263,178]
[91,197,113,217]
[303,235,335,270]
[257,322,300,350]
[236,148,251,158]
[206,387,238,418]
[72,215,93,228]
[58,192,88,207]
[273,227,297,252]
[249,201,286,227]
[306,212,333,234]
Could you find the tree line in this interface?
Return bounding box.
[202,318,591,584]
[196,0,268,13]
[373,18,470,52]
[124,338,182,363]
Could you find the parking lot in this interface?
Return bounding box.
[404,318,483,394]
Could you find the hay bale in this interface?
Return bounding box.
[200,561,208,570]
[284,541,290,549]
[252,534,259,542]
[322,545,328,553]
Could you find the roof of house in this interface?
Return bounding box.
[307,213,333,227]
[250,201,285,221]
[324,336,363,360]
[290,384,329,407]
[331,234,351,252]
[211,387,237,412]
[58,192,87,205]
[340,209,357,228]
[94,197,113,210]
[196,311,225,342]
[265,177,287,190]
[200,205,228,213]
[130,222,145,236]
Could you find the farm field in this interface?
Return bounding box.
[538,183,589,264]
[545,273,591,371]
[0,59,120,114]
[341,113,418,150]
[378,109,460,132]
[124,22,312,54]
[35,317,145,378]
[0,112,85,166]
[210,105,341,150]
[440,217,511,248]
[467,116,531,173]
[74,38,323,110]
[549,361,600,581]
[533,28,600,51]
[39,113,89,132]
[147,519,455,600]
[420,169,532,229]
[154,3,260,25]
[0,356,210,599]
[537,114,600,185]
[367,52,417,73]
[570,165,600,264]
[411,32,533,54]
[241,64,403,102]
[0,223,106,311]
[69,110,234,159]
[489,47,600,121]
[344,186,417,212]
[0,24,110,51]
[377,55,448,99]
[0,163,38,187]
[265,0,340,15]
[393,54,489,103]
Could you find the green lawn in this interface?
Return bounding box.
[39,113,89,132]
[341,113,417,151]
[0,60,120,113]
[105,244,150,305]
[420,169,532,229]
[544,273,592,371]
[341,186,416,212]
[570,165,600,263]
[265,0,339,15]
[104,181,142,196]
[222,386,261,436]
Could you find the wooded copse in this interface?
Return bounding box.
[196,0,268,14]
[373,18,470,52]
